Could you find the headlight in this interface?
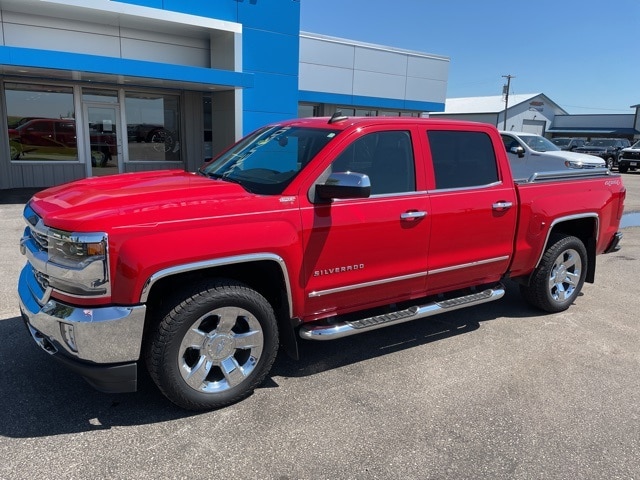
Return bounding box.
[46,229,110,296]
[565,160,585,169]
[564,160,601,169]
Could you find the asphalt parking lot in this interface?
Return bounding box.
[1,173,639,480]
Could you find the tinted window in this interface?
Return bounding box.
[4,83,77,162]
[331,130,415,195]
[428,131,499,189]
[201,126,340,195]
[125,92,181,163]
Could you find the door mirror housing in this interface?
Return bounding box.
[316,172,371,201]
[510,145,525,158]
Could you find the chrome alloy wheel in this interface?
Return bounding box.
[178,307,264,394]
[548,248,582,302]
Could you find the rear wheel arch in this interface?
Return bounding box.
[520,233,588,312]
[536,216,597,284]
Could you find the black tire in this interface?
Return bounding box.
[606,156,614,170]
[618,165,629,173]
[146,279,279,410]
[520,234,587,313]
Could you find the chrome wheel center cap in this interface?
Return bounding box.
[205,334,235,360]
[555,265,568,283]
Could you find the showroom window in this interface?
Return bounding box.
[4,83,78,162]
[125,92,181,162]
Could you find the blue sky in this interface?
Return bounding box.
[300,0,640,114]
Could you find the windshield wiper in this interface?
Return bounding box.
[202,171,252,192]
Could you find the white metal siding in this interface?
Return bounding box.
[2,11,211,68]
[299,33,449,106]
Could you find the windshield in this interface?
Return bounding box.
[586,139,615,147]
[199,125,340,195]
[633,140,640,149]
[520,135,560,152]
[551,138,570,147]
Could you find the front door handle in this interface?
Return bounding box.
[401,211,427,220]
[492,201,513,210]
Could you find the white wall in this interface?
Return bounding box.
[299,33,449,105]
[1,11,211,68]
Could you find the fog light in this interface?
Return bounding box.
[60,323,78,352]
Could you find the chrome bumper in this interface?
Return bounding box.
[604,231,623,254]
[19,264,146,380]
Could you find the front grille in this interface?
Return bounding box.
[31,229,49,249]
[23,204,49,251]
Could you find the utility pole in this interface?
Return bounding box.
[502,74,515,130]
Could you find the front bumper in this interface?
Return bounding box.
[618,159,639,168]
[18,265,147,393]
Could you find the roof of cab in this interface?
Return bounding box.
[275,116,494,130]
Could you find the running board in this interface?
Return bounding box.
[299,284,505,341]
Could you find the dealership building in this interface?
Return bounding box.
[0,0,449,190]
[430,93,640,140]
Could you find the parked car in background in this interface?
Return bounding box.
[574,138,631,170]
[500,131,605,179]
[8,117,116,166]
[551,137,586,151]
[617,140,640,173]
[127,123,177,153]
[8,117,77,160]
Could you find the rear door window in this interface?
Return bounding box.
[427,131,499,189]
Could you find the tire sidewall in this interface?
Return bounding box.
[537,235,587,312]
[148,280,279,410]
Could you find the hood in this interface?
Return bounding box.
[544,150,606,166]
[29,170,268,232]
[575,146,609,152]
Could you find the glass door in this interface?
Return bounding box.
[84,104,122,177]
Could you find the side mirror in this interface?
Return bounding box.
[316,172,371,201]
[510,145,525,158]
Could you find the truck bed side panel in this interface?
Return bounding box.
[509,175,625,278]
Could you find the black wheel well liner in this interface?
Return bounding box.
[512,216,597,287]
[547,217,597,283]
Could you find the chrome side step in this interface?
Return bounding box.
[299,284,505,341]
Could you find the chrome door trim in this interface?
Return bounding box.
[428,255,510,275]
[308,271,427,298]
[308,255,512,298]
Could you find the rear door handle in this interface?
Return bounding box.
[401,211,427,220]
[492,201,513,210]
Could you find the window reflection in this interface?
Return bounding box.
[125,92,181,162]
[5,83,78,162]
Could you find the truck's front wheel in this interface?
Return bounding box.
[520,234,587,313]
[146,279,279,410]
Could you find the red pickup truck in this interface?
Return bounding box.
[18,116,625,410]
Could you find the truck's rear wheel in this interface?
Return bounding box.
[520,234,587,313]
[146,279,279,410]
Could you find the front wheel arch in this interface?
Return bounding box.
[145,278,279,410]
